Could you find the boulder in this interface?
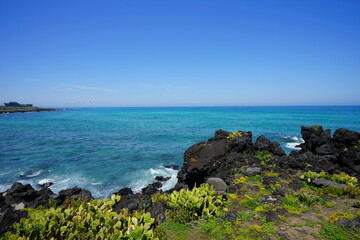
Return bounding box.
[245,167,262,176]
[255,135,285,156]
[273,187,288,197]
[311,178,346,189]
[113,195,139,212]
[206,178,227,194]
[0,206,28,237]
[55,186,93,203]
[6,182,34,195]
[155,176,171,182]
[148,202,167,223]
[298,126,331,153]
[115,187,134,196]
[142,183,161,195]
[228,131,253,153]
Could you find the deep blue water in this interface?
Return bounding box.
[1,106,360,198]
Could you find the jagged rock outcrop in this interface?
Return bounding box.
[176,126,360,190]
[54,186,93,204]
[255,135,285,156]
[176,129,288,189]
[291,126,360,177]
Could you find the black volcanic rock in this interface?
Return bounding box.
[177,126,360,191]
[255,135,285,156]
[155,176,171,182]
[298,126,332,153]
[0,206,28,236]
[115,187,134,196]
[176,129,281,189]
[55,186,93,204]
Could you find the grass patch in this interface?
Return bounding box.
[320,222,354,240]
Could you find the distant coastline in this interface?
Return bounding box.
[0,106,62,114]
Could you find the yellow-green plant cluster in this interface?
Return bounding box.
[3,195,157,240]
[293,188,322,206]
[254,150,273,164]
[166,184,228,222]
[327,212,357,223]
[227,131,243,140]
[301,171,358,185]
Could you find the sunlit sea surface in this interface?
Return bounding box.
[1,106,359,198]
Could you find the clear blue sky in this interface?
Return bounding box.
[0,0,359,107]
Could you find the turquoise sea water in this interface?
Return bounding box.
[1,106,360,198]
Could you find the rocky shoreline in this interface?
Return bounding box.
[0,106,62,114]
[1,125,360,239]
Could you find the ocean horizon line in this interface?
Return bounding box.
[40,104,360,109]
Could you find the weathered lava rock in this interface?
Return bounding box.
[54,186,93,204]
[255,135,285,156]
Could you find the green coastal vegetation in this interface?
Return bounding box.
[2,126,360,239]
[2,170,360,239]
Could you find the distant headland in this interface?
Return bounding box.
[0,102,61,114]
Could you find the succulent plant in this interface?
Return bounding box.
[4,194,158,240]
[166,184,228,222]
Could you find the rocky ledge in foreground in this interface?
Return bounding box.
[1,125,360,239]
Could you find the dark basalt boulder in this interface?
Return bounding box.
[177,130,230,189]
[113,194,152,213]
[1,182,54,209]
[295,126,360,177]
[227,131,254,153]
[298,126,332,154]
[142,182,162,195]
[55,186,93,204]
[255,135,285,156]
[113,195,140,212]
[0,182,59,237]
[148,202,168,223]
[115,187,134,196]
[332,128,360,150]
[155,176,171,182]
[38,182,53,188]
[0,205,28,237]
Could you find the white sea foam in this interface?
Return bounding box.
[20,170,43,178]
[285,142,301,150]
[129,165,178,193]
[285,137,304,150]
[91,182,102,185]
[38,178,54,185]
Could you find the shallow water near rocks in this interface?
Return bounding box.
[1,106,359,198]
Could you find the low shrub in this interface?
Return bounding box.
[322,185,360,198]
[166,184,227,222]
[301,171,358,185]
[3,195,157,240]
[294,188,322,206]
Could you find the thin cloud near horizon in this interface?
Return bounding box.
[27,78,119,94]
